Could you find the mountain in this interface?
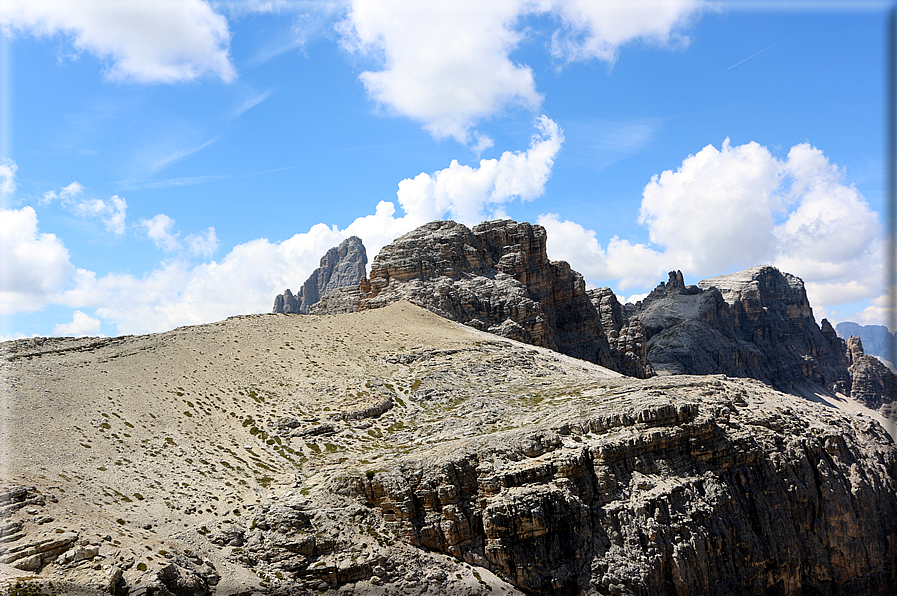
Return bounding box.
[2,302,895,595]
[287,221,894,423]
[616,266,896,422]
[272,236,367,314]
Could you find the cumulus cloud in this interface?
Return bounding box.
[549,0,703,63]
[40,181,84,205]
[773,143,882,307]
[397,116,563,225]
[0,332,28,342]
[338,0,540,143]
[53,310,102,337]
[0,0,235,83]
[40,182,128,236]
[140,214,181,252]
[337,0,703,143]
[639,138,782,273]
[0,207,74,314]
[56,117,562,334]
[103,196,128,236]
[854,290,897,334]
[537,213,670,290]
[540,138,885,320]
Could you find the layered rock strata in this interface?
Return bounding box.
[273,236,367,314]
[353,219,647,377]
[335,374,897,596]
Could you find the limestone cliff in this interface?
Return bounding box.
[356,220,647,377]
[273,236,367,314]
[338,376,897,595]
[837,321,896,364]
[621,267,842,390]
[847,336,897,420]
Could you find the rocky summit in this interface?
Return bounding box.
[1,301,896,595]
[273,236,367,315]
[616,266,897,423]
[836,322,896,364]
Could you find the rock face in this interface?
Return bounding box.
[617,266,897,422]
[354,219,647,377]
[337,374,897,596]
[837,321,896,363]
[587,287,649,375]
[622,267,846,391]
[847,336,897,420]
[273,236,367,314]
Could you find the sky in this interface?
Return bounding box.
[0,0,894,340]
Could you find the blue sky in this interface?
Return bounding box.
[0,0,893,339]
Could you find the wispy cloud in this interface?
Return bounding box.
[148,137,219,174]
[560,118,660,170]
[726,40,783,71]
[119,165,295,190]
[247,38,307,66]
[121,175,232,191]
[234,90,273,118]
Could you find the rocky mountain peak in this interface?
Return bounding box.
[698,264,813,321]
[356,219,648,377]
[847,335,866,361]
[273,236,367,314]
[836,321,896,362]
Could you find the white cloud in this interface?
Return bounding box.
[0,206,74,314]
[855,290,896,334]
[0,159,18,197]
[0,0,235,83]
[103,196,128,236]
[40,182,128,236]
[773,143,882,308]
[537,213,670,290]
[234,90,273,117]
[0,331,28,342]
[140,214,181,252]
[337,0,704,143]
[549,0,704,63]
[186,227,221,257]
[53,310,102,337]
[639,139,782,273]
[338,0,540,143]
[41,181,84,205]
[397,116,563,225]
